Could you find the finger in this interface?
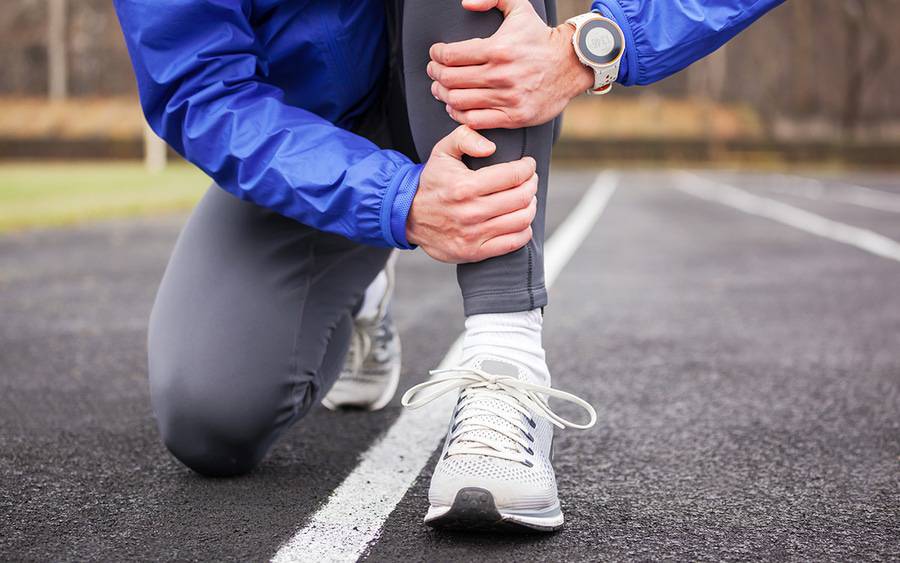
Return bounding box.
[446,106,516,130]
[431,124,496,161]
[469,176,538,222]
[432,82,509,112]
[427,62,493,89]
[430,38,491,67]
[462,0,532,17]
[480,193,537,233]
[475,224,534,262]
[471,157,537,195]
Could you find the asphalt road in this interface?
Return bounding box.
[1,168,898,561]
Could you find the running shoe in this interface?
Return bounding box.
[322,259,401,411]
[401,356,596,531]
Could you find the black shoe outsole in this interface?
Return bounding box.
[425,487,561,533]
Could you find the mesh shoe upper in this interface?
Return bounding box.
[401,356,596,513]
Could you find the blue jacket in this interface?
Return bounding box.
[114,0,783,249]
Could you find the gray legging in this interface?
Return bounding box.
[149,0,557,476]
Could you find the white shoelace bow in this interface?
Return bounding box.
[401,367,597,465]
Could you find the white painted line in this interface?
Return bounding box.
[673,171,900,263]
[272,171,620,563]
[544,172,620,287]
[765,174,900,214]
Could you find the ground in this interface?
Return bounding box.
[0,167,898,561]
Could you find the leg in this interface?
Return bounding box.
[148,186,390,476]
[401,0,556,315]
[394,0,598,533]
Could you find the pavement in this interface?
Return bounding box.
[1,168,898,561]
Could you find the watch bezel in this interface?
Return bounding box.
[575,17,624,67]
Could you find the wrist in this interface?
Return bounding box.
[555,23,595,99]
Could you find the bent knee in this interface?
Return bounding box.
[156,404,269,477]
[150,368,294,477]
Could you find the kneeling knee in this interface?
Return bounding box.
[152,379,279,477]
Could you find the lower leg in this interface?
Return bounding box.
[401,0,556,385]
[401,0,555,317]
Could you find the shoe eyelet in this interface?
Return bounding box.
[521,459,534,468]
[528,418,536,428]
[525,447,534,455]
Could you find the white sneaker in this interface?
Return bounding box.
[322,257,401,411]
[401,356,596,532]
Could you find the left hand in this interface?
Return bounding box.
[428,0,594,130]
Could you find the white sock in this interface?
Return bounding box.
[356,269,389,322]
[461,308,550,386]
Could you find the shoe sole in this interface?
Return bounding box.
[424,487,563,532]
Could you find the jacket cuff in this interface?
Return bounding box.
[380,162,423,249]
[591,0,639,86]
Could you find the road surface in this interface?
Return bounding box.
[1,168,898,561]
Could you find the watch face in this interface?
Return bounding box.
[578,19,623,65]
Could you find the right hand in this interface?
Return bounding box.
[407,125,538,263]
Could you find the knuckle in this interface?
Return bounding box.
[521,188,532,207]
[450,185,467,203]
[493,73,513,89]
[457,177,476,199]
[492,39,514,58]
[456,242,477,262]
[510,107,528,124]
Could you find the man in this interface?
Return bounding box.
[115,0,782,531]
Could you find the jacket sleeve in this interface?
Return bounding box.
[590,0,785,86]
[113,0,421,249]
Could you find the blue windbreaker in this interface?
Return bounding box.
[114,0,783,249]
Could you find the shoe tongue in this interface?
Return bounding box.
[478,359,521,379]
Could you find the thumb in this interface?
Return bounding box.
[461,0,530,17]
[433,125,496,161]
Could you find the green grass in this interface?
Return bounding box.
[0,162,209,232]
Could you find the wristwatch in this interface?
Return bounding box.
[566,12,625,95]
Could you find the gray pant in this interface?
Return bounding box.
[149,0,557,476]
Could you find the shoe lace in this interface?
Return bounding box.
[401,367,597,465]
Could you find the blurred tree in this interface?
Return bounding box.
[47,0,66,100]
[840,0,889,139]
[1,0,898,143]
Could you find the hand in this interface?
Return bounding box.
[428,0,594,130]
[407,125,538,264]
